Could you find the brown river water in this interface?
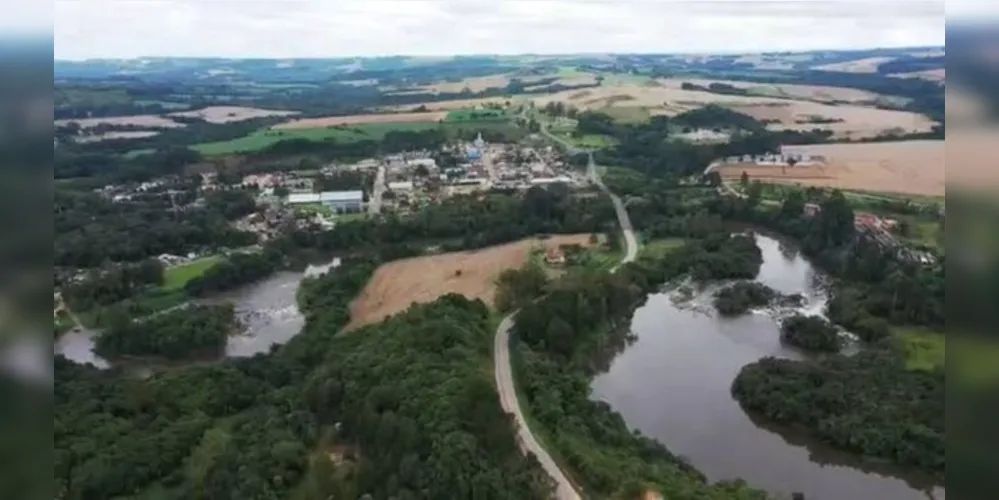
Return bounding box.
[590,234,944,500]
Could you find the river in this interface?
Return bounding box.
[590,234,944,500]
[54,258,340,371]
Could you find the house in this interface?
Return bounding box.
[545,246,566,266]
[286,190,364,213]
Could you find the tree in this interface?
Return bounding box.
[740,170,750,190]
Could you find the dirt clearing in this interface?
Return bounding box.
[169,106,299,123]
[55,115,185,129]
[273,111,448,129]
[718,141,944,196]
[344,234,597,331]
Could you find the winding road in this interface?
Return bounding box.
[493,125,638,499]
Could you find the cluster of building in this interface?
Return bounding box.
[804,203,935,265]
[719,151,826,167]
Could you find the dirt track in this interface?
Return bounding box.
[345,235,596,331]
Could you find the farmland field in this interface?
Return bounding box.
[195,120,517,155]
[168,106,299,123]
[273,111,447,129]
[55,114,185,129]
[717,140,944,197]
[344,235,596,331]
[812,56,896,73]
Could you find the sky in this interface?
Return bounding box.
[40,0,962,60]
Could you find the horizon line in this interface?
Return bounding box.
[54,44,946,63]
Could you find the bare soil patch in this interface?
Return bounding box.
[169,106,299,123]
[812,56,896,73]
[273,111,448,129]
[890,68,945,83]
[344,235,597,331]
[55,115,185,129]
[720,141,943,196]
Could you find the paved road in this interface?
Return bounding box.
[493,134,638,500]
[368,164,386,215]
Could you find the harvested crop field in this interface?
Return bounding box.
[657,78,881,103]
[55,115,185,129]
[812,56,896,73]
[169,106,299,123]
[273,111,448,129]
[890,68,946,83]
[729,101,936,139]
[344,235,596,331]
[718,141,944,196]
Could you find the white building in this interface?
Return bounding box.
[287,190,364,213]
[388,181,414,191]
[407,158,436,169]
[530,176,572,186]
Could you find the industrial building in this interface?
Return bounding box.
[286,190,364,213]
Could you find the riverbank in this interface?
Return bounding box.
[590,233,943,500]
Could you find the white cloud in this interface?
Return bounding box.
[55,0,947,60]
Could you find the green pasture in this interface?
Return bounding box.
[194,120,518,156]
[162,255,223,290]
[597,106,651,124]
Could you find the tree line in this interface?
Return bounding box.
[95,304,235,360]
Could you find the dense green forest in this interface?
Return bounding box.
[732,351,944,473]
[94,304,236,360]
[55,186,257,268]
[713,282,795,317]
[778,314,842,353]
[55,257,375,500]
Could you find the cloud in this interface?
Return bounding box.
[55,0,946,60]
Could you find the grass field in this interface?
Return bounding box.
[562,133,618,149]
[641,238,686,259]
[162,255,222,290]
[595,105,651,123]
[195,120,518,156]
[893,326,944,372]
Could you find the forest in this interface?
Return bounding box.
[713,281,792,317]
[55,186,257,269]
[732,351,944,473]
[778,314,841,353]
[55,257,375,500]
[94,304,235,360]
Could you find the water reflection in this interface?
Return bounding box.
[590,234,944,500]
